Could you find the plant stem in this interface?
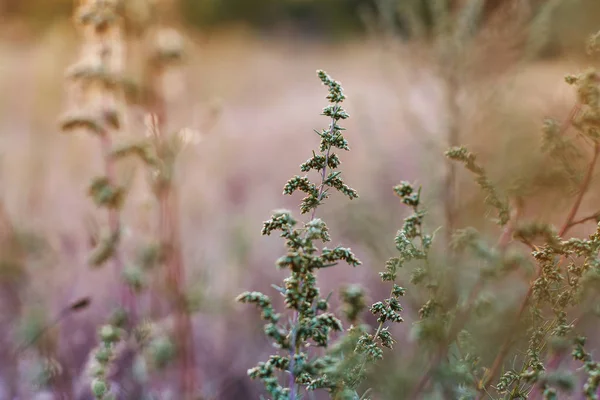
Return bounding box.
[565,211,600,230]
[143,9,198,392]
[443,64,460,249]
[87,0,137,323]
[99,131,137,321]
[288,104,338,399]
[310,113,335,222]
[559,142,600,237]
[157,177,197,397]
[288,312,299,400]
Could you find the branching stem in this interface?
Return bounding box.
[289,104,338,400]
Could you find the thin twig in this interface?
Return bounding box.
[14,297,91,355]
[559,143,600,237]
[147,112,198,397]
[527,141,600,400]
[99,130,137,321]
[566,211,600,230]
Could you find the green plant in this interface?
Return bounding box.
[237,69,362,399]
[237,70,437,400]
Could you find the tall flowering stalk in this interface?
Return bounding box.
[61,0,136,319]
[61,1,139,398]
[238,70,423,399]
[237,70,361,399]
[144,112,198,397]
[140,4,197,394]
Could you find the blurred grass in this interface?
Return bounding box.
[2,0,600,48]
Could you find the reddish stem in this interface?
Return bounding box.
[559,142,600,237]
[157,178,197,398]
[150,80,197,395]
[99,130,138,322]
[527,144,600,400]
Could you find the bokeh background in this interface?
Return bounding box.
[1,0,600,399]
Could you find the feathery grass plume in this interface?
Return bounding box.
[540,117,584,189]
[65,1,202,396]
[385,183,435,342]
[406,0,484,247]
[237,70,362,399]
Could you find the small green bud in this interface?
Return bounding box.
[99,325,120,344]
[95,348,111,364]
[89,363,105,378]
[150,336,176,370]
[91,378,108,398]
[565,75,578,85]
[122,265,144,292]
[109,307,128,328]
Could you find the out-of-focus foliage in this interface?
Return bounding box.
[1,0,370,36]
[179,0,369,36]
[5,0,600,52]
